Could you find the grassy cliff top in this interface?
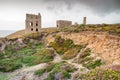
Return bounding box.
[6,24,120,39]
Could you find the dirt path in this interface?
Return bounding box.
[7,50,87,80]
[53,52,62,63]
[8,63,48,80]
[22,63,47,72]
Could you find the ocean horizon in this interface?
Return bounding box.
[0,30,17,37]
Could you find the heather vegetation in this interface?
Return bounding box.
[78,68,120,80]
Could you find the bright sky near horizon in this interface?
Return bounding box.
[0,0,120,30]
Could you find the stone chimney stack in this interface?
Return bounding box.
[38,13,41,16]
[83,17,86,25]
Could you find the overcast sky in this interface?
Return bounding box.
[0,0,120,30]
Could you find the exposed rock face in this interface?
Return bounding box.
[0,40,6,51]
[46,31,120,65]
[54,72,63,80]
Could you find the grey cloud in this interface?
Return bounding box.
[2,0,120,15]
[43,0,120,16]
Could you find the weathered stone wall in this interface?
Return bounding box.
[25,13,41,34]
[56,20,72,28]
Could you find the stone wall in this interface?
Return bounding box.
[25,13,41,34]
[56,20,72,28]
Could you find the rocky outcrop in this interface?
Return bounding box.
[0,40,6,51]
[45,31,120,65]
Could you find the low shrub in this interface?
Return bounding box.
[36,62,76,80]
[116,29,120,34]
[50,35,85,59]
[84,59,102,69]
[0,38,48,72]
[0,58,22,72]
[74,48,102,69]
[80,48,91,58]
[34,68,46,76]
[22,48,54,66]
[22,55,36,66]
[78,68,120,80]
[62,70,71,78]
[62,48,79,59]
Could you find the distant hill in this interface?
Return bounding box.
[7,29,25,39]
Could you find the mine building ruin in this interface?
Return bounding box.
[25,13,87,34]
[83,17,86,25]
[25,13,41,34]
[56,20,72,28]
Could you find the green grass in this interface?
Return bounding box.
[46,62,75,80]
[84,59,102,69]
[0,39,53,72]
[22,55,36,66]
[34,68,46,76]
[0,58,22,72]
[116,29,120,33]
[73,48,103,69]
[0,74,9,80]
[22,48,54,66]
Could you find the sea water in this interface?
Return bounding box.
[0,30,16,37]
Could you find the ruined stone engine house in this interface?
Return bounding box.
[25,13,41,34]
[56,20,72,28]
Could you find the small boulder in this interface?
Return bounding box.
[54,72,63,80]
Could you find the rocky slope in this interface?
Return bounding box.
[46,31,120,65]
[0,27,120,80]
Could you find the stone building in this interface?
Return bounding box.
[25,13,41,34]
[56,20,72,28]
[83,17,86,25]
